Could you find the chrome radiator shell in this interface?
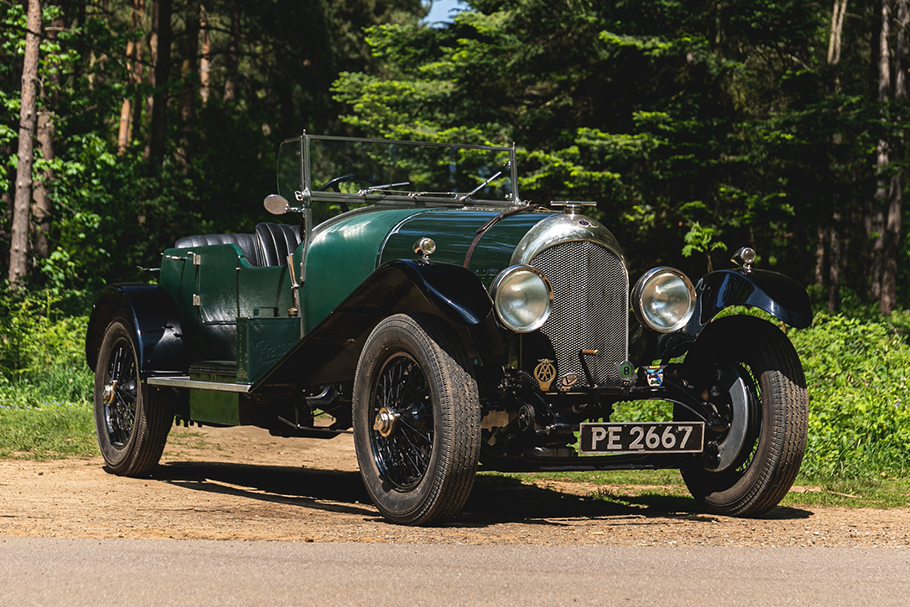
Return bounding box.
[511,213,629,388]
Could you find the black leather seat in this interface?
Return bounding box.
[174,232,264,267]
[174,223,299,268]
[255,222,300,267]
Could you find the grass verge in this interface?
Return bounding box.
[0,404,97,459]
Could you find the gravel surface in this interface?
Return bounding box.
[1,425,908,547]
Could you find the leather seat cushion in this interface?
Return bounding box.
[174,233,263,267]
[255,223,301,267]
[175,223,299,268]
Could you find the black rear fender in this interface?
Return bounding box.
[85,285,186,376]
[257,259,501,389]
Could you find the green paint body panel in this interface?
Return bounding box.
[299,208,424,333]
[160,244,296,360]
[237,316,300,382]
[190,375,240,425]
[378,209,552,288]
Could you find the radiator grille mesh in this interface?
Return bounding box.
[530,241,628,387]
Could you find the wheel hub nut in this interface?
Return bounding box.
[103,382,116,405]
[373,407,399,438]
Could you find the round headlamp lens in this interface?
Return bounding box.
[632,268,696,333]
[491,265,553,333]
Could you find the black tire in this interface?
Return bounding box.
[680,315,808,516]
[352,313,481,525]
[93,313,173,476]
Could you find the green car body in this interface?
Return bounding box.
[86,134,813,525]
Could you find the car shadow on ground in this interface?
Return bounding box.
[155,461,376,517]
[152,460,812,526]
[460,474,812,526]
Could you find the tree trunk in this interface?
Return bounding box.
[223,2,240,103]
[131,15,146,141]
[32,110,55,262]
[815,224,826,289]
[177,1,200,170]
[180,1,200,124]
[870,0,892,304]
[821,1,849,308]
[880,0,907,315]
[118,0,146,154]
[31,8,64,263]
[200,4,211,105]
[144,0,157,155]
[117,70,134,152]
[828,0,849,65]
[148,0,173,165]
[9,0,42,287]
[131,4,146,143]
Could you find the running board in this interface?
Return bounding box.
[147,376,251,393]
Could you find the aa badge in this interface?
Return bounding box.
[533,359,556,391]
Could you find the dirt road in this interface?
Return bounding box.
[2,425,909,547]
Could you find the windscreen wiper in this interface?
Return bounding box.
[458,170,503,202]
[358,182,410,196]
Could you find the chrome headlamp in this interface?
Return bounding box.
[490,265,553,333]
[631,267,696,333]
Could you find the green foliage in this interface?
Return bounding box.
[611,400,674,423]
[682,221,727,272]
[790,312,910,480]
[0,290,93,409]
[0,288,95,458]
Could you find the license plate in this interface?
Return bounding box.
[578,422,704,455]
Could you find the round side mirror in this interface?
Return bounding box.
[263,194,290,215]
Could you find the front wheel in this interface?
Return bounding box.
[352,314,481,525]
[680,315,808,516]
[93,313,173,476]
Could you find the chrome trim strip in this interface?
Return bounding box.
[147,376,251,393]
[510,212,625,266]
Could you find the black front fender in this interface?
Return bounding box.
[637,269,812,364]
[85,284,186,376]
[257,259,500,388]
[686,268,812,335]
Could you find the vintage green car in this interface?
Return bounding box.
[85,134,811,525]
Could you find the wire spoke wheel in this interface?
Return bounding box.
[103,337,139,449]
[93,314,173,477]
[353,314,480,525]
[370,354,433,490]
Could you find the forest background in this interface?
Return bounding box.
[1,0,910,485]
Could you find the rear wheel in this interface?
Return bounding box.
[679,315,808,516]
[353,314,481,525]
[93,313,173,476]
